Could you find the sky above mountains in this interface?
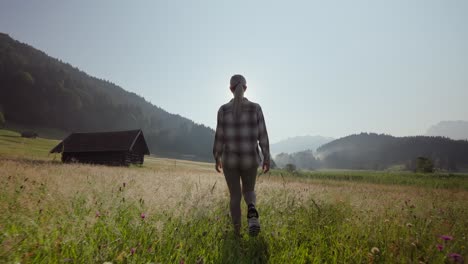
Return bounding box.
[1,0,467,142]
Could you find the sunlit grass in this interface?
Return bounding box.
[1,159,467,263]
[0,129,60,160]
[0,129,467,262]
[269,169,468,190]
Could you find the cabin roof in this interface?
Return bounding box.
[50,129,150,155]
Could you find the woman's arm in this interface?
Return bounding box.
[257,105,270,171]
[213,107,224,172]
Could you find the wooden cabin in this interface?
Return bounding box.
[50,129,150,166]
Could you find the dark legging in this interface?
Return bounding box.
[223,166,258,228]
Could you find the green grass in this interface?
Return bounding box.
[2,126,465,190]
[1,129,467,263]
[0,129,60,160]
[269,169,468,190]
[1,168,466,263]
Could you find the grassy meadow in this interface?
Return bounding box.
[0,129,467,263]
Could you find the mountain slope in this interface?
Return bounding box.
[271,135,334,155]
[0,32,214,161]
[316,133,468,171]
[426,120,468,140]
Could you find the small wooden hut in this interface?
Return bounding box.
[50,129,150,166]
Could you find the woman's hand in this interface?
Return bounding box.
[262,163,270,174]
[215,159,223,173]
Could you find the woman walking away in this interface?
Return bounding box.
[213,74,270,236]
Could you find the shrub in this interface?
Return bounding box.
[415,157,434,173]
[285,163,296,173]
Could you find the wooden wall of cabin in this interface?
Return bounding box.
[125,151,144,165]
[62,151,132,166]
[132,135,149,155]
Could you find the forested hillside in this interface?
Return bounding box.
[0,33,214,161]
[317,133,468,171]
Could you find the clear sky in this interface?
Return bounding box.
[1,0,467,142]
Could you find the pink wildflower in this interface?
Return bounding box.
[96,211,101,218]
[140,213,146,219]
[130,247,136,255]
[440,235,454,241]
[436,244,444,251]
[448,253,463,263]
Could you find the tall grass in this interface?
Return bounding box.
[269,169,468,190]
[1,159,467,263]
[1,129,467,262]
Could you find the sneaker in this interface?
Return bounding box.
[247,204,260,236]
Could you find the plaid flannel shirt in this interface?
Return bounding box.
[213,98,270,170]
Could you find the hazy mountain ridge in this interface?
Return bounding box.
[0,32,214,161]
[271,135,334,155]
[316,133,468,171]
[426,120,468,140]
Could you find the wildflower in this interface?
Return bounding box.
[140,213,146,219]
[436,244,444,251]
[180,259,185,264]
[439,235,453,241]
[130,248,136,255]
[448,253,463,263]
[96,211,101,218]
[371,247,380,254]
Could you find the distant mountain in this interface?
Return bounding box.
[426,121,468,140]
[0,32,214,161]
[271,135,334,156]
[316,133,468,171]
